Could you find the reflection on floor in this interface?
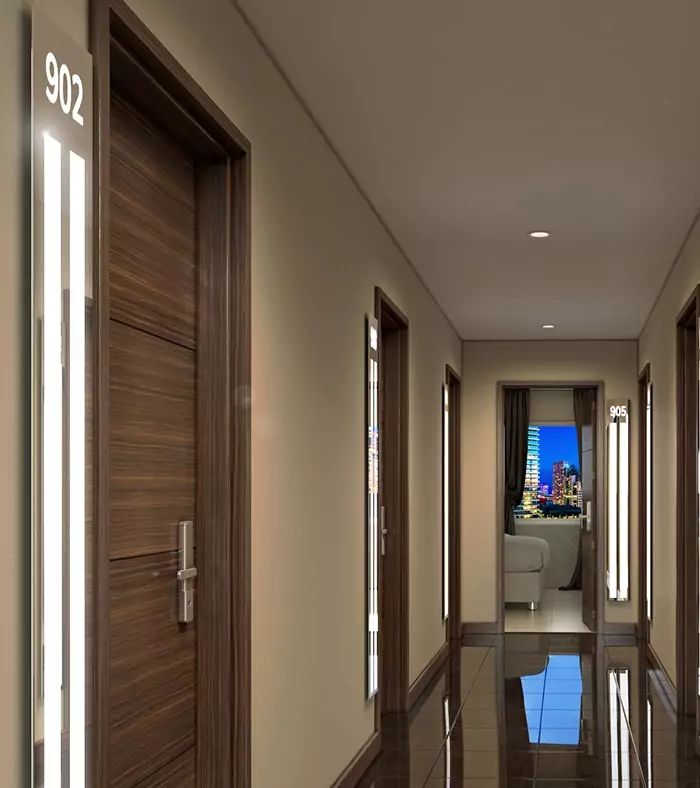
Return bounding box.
[359,632,685,787]
[505,588,591,633]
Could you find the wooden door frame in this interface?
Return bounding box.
[90,2,251,785]
[676,287,699,720]
[496,382,605,632]
[446,365,462,644]
[375,287,409,717]
[638,364,652,643]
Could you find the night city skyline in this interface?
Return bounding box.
[516,424,582,519]
[538,425,578,488]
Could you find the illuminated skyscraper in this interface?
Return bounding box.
[553,461,568,505]
[520,426,540,517]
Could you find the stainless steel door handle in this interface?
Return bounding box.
[178,520,197,623]
[380,506,387,556]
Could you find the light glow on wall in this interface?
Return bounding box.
[43,132,63,788]
[608,402,630,602]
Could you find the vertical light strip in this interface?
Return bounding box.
[443,695,451,781]
[619,419,630,601]
[609,671,619,788]
[608,423,619,599]
[647,697,653,788]
[646,385,652,621]
[367,319,379,699]
[443,386,449,620]
[43,133,63,788]
[619,670,631,785]
[370,355,378,696]
[69,151,86,788]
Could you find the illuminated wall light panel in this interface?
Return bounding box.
[443,385,449,620]
[646,383,652,622]
[42,130,63,788]
[607,401,630,602]
[367,316,379,700]
[32,10,92,788]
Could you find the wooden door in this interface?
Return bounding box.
[581,400,597,632]
[446,367,461,645]
[376,289,409,716]
[676,295,699,724]
[108,92,198,788]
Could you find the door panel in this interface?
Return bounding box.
[109,553,196,788]
[109,321,195,559]
[108,91,198,788]
[581,404,597,631]
[110,94,197,349]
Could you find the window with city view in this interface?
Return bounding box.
[515,425,582,519]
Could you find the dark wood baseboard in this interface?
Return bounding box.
[647,642,677,714]
[330,730,381,788]
[462,622,500,636]
[602,623,638,637]
[407,641,450,711]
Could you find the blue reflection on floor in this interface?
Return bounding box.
[521,654,582,745]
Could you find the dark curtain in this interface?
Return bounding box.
[504,388,530,535]
[561,387,596,590]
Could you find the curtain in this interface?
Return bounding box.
[561,387,596,590]
[504,388,530,535]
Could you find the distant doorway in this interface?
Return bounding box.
[499,385,602,634]
[376,288,409,715]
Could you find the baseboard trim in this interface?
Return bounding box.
[601,623,638,637]
[462,622,500,636]
[647,642,677,715]
[407,641,450,711]
[330,730,382,788]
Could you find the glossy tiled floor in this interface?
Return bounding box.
[358,633,690,788]
[505,589,591,633]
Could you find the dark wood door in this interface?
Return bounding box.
[677,305,699,724]
[581,401,597,632]
[108,93,198,788]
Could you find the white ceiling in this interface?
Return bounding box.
[236,0,700,339]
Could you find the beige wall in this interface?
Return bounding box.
[639,217,700,685]
[461,341,639,626]
[0,1,460,786]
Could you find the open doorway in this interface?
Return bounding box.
[499,385,602,634]
[376,288,409,715]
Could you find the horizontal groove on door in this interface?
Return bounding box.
[131,746,196,788]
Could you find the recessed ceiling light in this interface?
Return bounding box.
[542,324,555,329]
[529,231,551,238]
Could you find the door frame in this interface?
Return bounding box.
[446,365,462,644]
[374,287,409,717]
[676,287,699,720]
[90,2,251,785]
[496,381,605,632]
[638,364,652,642]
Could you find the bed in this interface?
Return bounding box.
[504,533,551,610]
